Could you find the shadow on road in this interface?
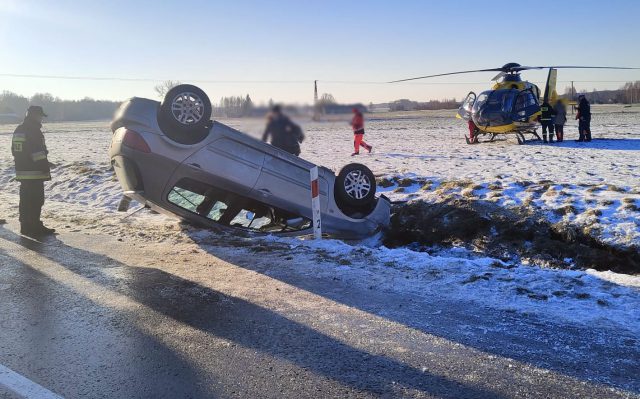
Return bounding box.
[0,244,213,399]
[0,227,506,398]
[184,231,640,394]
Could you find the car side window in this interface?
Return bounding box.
[167,178,311,232]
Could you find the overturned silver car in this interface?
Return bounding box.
[109,84,390,238]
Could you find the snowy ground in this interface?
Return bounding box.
[0,107,639,341]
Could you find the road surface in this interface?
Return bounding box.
[0,223,638,398]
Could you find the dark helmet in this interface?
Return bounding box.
[271,105,282,114]
[26,105,48,118]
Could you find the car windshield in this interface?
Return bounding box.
[167,178,311,232]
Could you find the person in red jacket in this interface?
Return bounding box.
[350,108,372,156]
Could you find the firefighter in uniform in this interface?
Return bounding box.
[11,106,55,237]
[539,101,556,143]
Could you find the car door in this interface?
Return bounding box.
[166,136,265,198]
[253,149,329,212]
[456,92,476,121]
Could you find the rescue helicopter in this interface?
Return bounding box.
[390,63,639,144]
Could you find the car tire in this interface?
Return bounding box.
[159,84,212,144]
[334,163,376,211]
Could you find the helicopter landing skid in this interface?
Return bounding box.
[516,130,541,145]
[464,134,479,145]
[465,132,501,144]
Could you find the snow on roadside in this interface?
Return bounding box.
[377,176,640,250]
[261,234,640,335]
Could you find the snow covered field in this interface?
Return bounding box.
[0,107,639,337]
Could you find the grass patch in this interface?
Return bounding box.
[377,177,395,188]
[438,180,473,191]
[554,205,578,216]
[397,178,416,188]
[584,208,603,217]
[607,184,626,193]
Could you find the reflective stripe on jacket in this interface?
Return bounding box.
[12,118,51,181]
[540,103,556,122]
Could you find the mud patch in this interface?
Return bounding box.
[384,198,640,274]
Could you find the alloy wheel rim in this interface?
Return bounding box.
[171,92,205,125]
[344,170,371,200]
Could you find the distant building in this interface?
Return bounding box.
[0,111,19,124]
[389,99,417,112]
[323,103,367,114]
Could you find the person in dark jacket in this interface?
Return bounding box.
[262,105,304,156]
[553,100,567,142]
[576,95,592,142]
[11,106,55,237]
[350,108,372,156]
[539,101,556,143]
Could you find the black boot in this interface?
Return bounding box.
[36,222,56,235]
[21,223,42,238]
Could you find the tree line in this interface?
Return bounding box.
[561,81,640,104]
[214,95,254,117]
[0,91,119,123]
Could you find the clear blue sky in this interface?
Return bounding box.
[1,0,639,104]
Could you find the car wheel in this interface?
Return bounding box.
[159,84,212,144]
[335,163,376,211]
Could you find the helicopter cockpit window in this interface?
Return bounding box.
[472,92,490,113]
[515,91,537,111]
[501,89,518,112]
[461,94,475,112]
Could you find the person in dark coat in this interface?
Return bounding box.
[539,101,556,143]
[262,105,304,156]
[576,95,592,142]
[11,106,55,237]
[553,100,567,142]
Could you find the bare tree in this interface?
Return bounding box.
[318,93,336,106]
[154,80,181,99]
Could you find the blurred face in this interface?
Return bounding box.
[32,114,44,123]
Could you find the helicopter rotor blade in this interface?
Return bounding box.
[388,68,504,83]
[515,65,640,71]
[389,65,640,83]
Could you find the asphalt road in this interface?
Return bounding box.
[0,224,638,399]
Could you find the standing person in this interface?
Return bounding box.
[11,106,55,237]
[262,105,304,156]
[577,94,592,142]
[350,108,372,156]
[539,101,556,143]
[554,99,567,142]
[467,119,479,144]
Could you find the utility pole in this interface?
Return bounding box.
[313,80,319,121]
